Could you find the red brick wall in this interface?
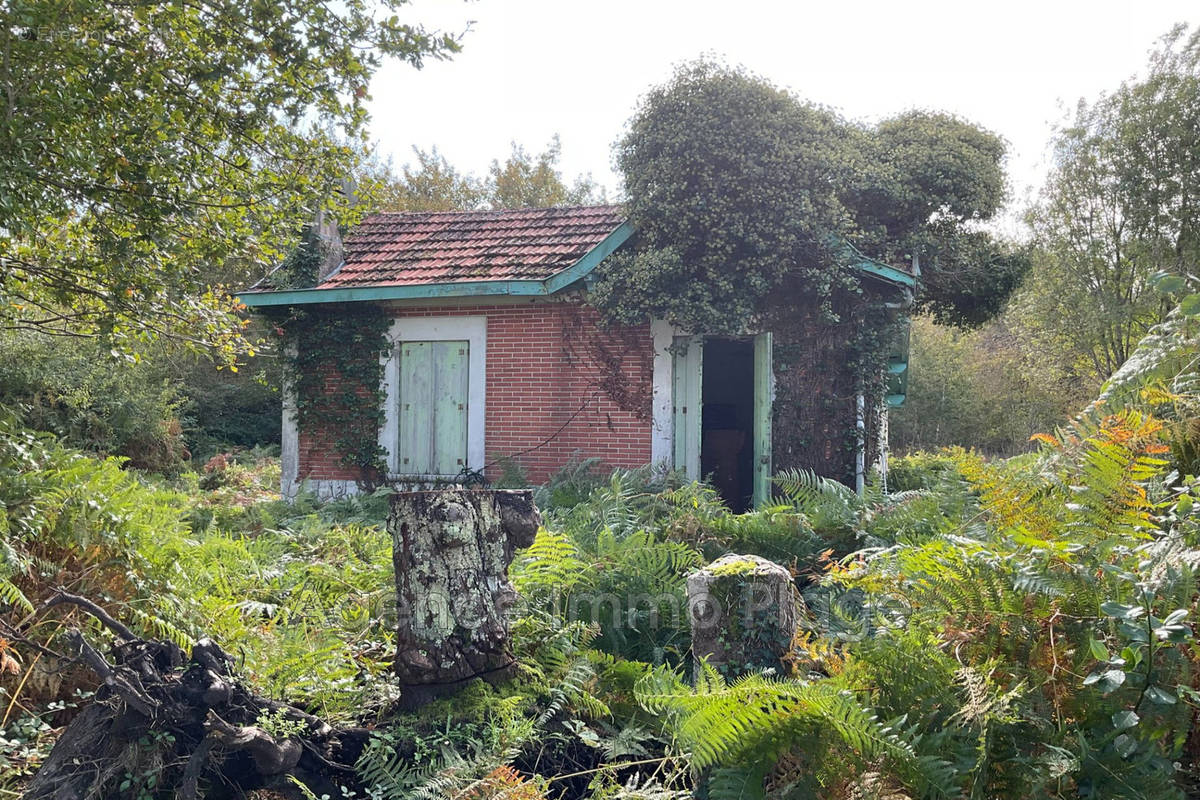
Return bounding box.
[296,301,654,485]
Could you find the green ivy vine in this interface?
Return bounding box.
[271,304,391,484]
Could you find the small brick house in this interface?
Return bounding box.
[240,205,914,510]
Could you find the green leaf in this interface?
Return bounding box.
[1157,275,1186,294]
[1083,669,1127,694]
[1180,294,1200,316]
[1114,733,1138,758]
[1112,710,1139,730]
[1162,608,1189,626]
[1088,638,1109,662]
[1145,686,1178,705]
[1100,601,1144,620]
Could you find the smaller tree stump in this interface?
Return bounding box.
[686,554,799,678]
[389,489,540,707]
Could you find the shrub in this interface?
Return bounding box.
[0,332,188,471]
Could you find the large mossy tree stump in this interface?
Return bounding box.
[389,489,540,707]
[686,554,799,678]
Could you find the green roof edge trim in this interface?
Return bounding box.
[237,220,636,308]
[833,236,917,289]
[238,221,913,307]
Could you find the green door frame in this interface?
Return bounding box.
[752,332,773,508]
[671,336,703,479]
[672,332,773,508]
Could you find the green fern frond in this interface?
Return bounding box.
[128,605,196,650]
[636,665,951,794]
[0,577,33,613]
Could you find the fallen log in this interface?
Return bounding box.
[24,622,369,800]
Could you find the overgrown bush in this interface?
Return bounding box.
[0,333,189,471]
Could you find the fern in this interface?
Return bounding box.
[537,654,610,726]
[0,577,33,614]
[127,605,196,650]
[636,665,953,796]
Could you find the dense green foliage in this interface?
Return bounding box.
[3,359,1200,797]
[0,0,457,361]
[897,24,1200,456]
[890,315,1082,455]
[591,60,1027,334]
[6,13,1200,800]
[1019,25,1200,382]
[0,330,281,468]
[0,333,188,470]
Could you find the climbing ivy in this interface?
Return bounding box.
[272,304,391,485]
[589,60,1013,480]
[273,224,326,290]
[592,59,1025,335]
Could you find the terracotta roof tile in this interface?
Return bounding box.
[320,204,626,289]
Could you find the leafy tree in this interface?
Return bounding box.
[373,136,603,212]
[486,135,603,209]
[591,61,854,333]
[854,111,1030,327]
[373,146,485,212]
[0,0,459,362]
[890,315,1082,455]
[1018,24,1200,381]
[590,60,1026,334]
[0,331,189,470]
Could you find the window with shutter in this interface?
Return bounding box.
[396,340,469,475]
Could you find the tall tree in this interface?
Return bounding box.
[373,137,602,213]
[590,60,1025,333]
[0,0,459,362]
[1018,24,1200,381]
[373,146,485,212]
[853,111,1029,327]
[486,136,602,209]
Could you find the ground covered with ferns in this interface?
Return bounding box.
[2,392,1200,798]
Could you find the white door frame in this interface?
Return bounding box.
[379,316,488,476]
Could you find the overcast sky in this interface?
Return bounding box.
[369,1,1198,218]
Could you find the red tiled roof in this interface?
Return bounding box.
[319,204,627,289]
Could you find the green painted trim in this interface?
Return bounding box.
[752,332,774,509]
[542,221,635,294]
[238,279,548,307]
[830,235,917,289]
[856,260,918,288]
[238,220,637,308]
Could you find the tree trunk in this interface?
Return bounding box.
[389,489,540,707]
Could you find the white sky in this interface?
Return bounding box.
[369,1,1198,218]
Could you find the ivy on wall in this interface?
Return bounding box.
[765,283,905,483]
[271,304,391,485]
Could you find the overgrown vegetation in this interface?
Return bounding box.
[5,4,1200,796]
[896,24,1200,456]
[7,372,1200,797]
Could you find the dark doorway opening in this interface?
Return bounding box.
[701,337,755,512]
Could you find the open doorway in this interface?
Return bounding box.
[701,337,755,512]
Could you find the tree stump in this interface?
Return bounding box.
[686,554,799,678]
[389,489,540,707]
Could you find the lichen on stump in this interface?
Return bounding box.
[389,489,540,707]
[686,554,799,678]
